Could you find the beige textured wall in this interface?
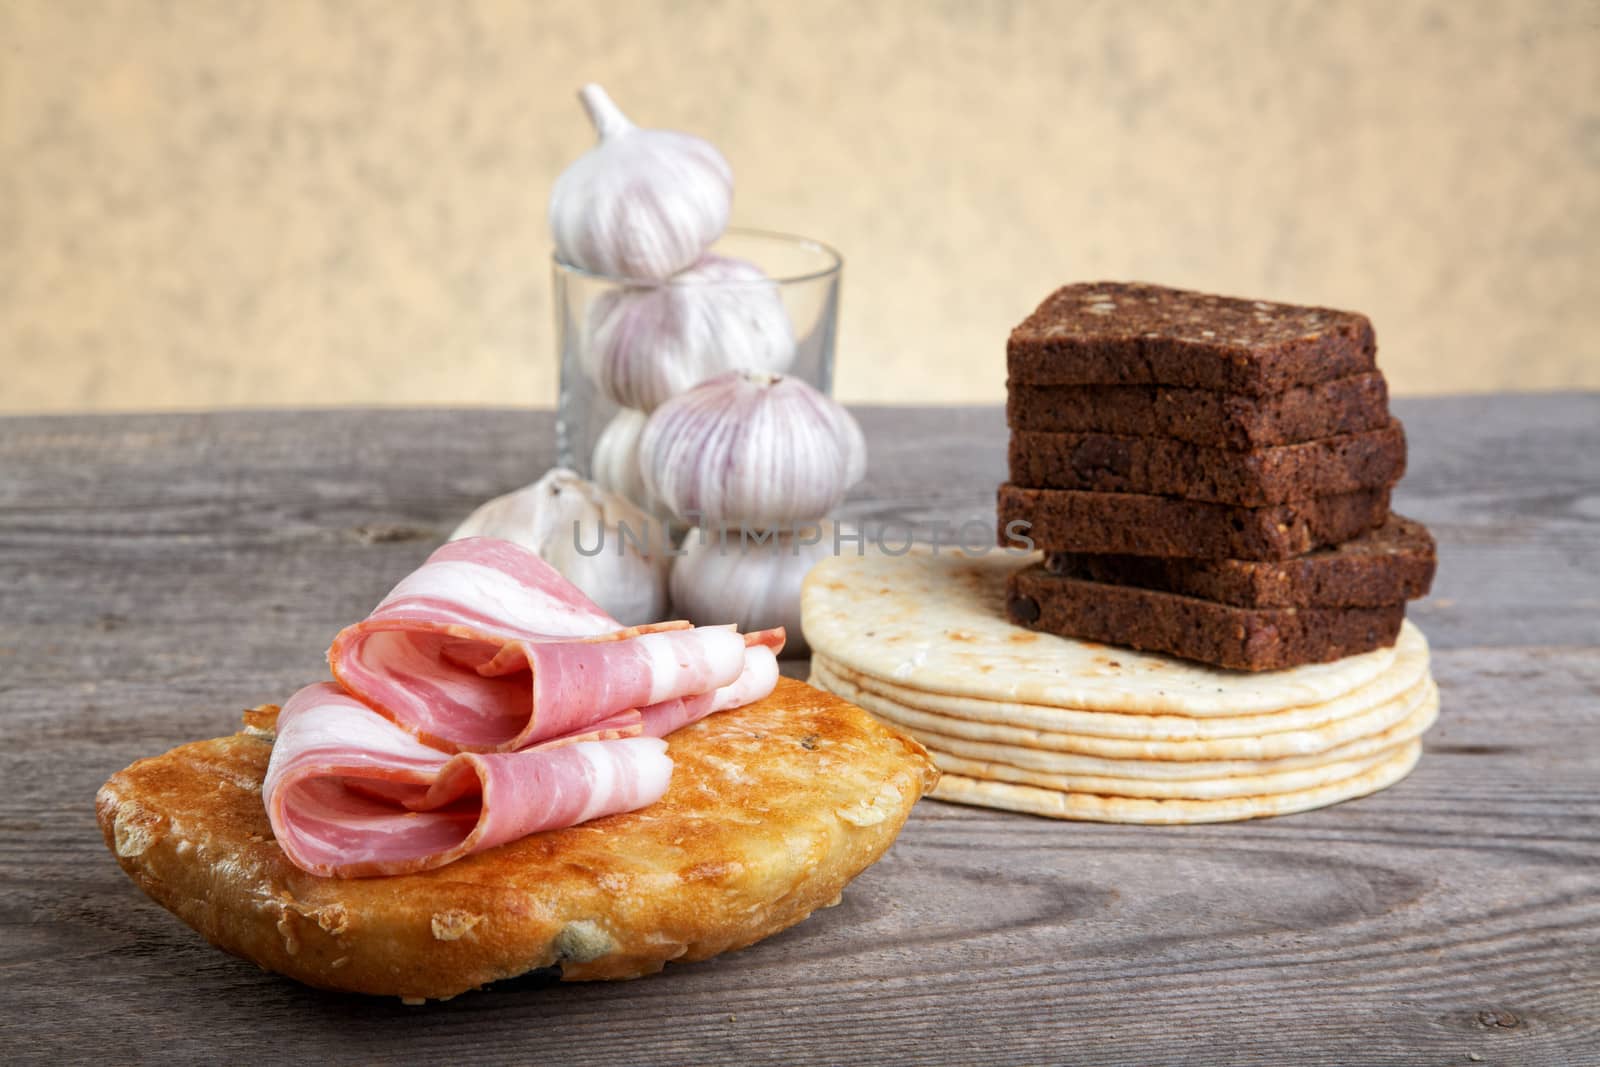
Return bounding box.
[3,0,1597,413]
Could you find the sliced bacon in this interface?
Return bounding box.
[359,537,619,641]
[329,538,756,752]
[265,537,787,878]
[639,641,781,738]
[264,683,672,878]
[530,707,643,749]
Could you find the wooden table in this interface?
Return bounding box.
[3,397,1596,1066]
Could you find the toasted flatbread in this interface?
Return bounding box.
[96,678,937,1001]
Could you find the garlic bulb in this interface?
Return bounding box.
[640,371,866,528]
[590,407,664,516]
[450,468,669,626]
[670,526,836,655]
[549,84,733,282]
[584,254,796,412]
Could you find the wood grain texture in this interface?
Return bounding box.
[1,396,1597,1065]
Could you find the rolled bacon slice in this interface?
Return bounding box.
[267,537,786,877]
[329,538,779,752]
[639,634,784,738]
[264,683,674,878]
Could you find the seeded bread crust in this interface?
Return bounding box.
[1006,373,1390,449]
[94,679,938,1000]
[1044,514,1436,609]
[1008,421,1406,507]
[1007,283,1376,394]
[997,484,1391,561]
[1006,565,1405,672]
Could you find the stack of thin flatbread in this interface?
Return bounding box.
[803,549,1437,823]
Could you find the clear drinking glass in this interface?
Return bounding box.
[552,228,843,500]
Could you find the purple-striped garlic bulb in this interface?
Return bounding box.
[639,371,866,528]
[583,254,795,412]
[449,468,670,626]
[590,407,663,517]
[669,524,836,655]
[549,84,732,282]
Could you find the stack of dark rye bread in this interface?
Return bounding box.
[998,283,1436,671]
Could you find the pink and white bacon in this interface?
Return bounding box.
[264,537,784,877]
[264,684,674,878]
[328,538,782,752]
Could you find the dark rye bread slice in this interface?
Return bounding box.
[1008,420,1407,507]
[1006,565,1406,672]
[1008,283,1376,395]
[1045,514,1437,609]
[1006,373,1391,449]
[997,484,1391,561]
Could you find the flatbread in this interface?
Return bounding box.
[825,677,1437,780]
[909,686,1437,779]
[930,740,1422,824]
[811,621,1429,742]
[802,548,1408,715]
[809,657,1434,762]
[924,744,1403,800]
[96,678,938,1001]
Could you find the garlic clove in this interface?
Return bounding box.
[450,468,670,626]
[669,525,837,656]
[583,254,796,413]
[549,84,733,282]
[640,370,867,528]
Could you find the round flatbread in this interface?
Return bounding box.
[930,740,1423,824]
[811,622,1429,742]
[924,743,1404,800]
[96,678,938,1001]
[908,686,1437,779]
[802,548,1408,715]
[822,675,1437,780]
[809,658,1434,763]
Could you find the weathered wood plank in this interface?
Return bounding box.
[0,396,1596,1066]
